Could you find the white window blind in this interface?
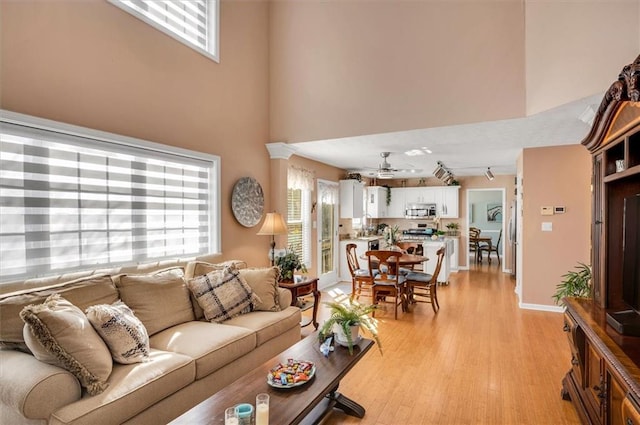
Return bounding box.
[110,0,219,62]
[287,188,311,267]
[0,113,219,283]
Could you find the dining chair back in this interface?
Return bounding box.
[404,247,445,313]
[346,243,375,300]
[366,250,406,320]
[478,229,502,265]
[469,227,482,263]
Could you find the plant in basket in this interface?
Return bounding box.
[319,299,382,355]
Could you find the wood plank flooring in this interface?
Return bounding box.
[300,265,581,425]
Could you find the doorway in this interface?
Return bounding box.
[466,188,506,271]
[316,180,339,289]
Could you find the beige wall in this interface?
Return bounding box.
[269,0,526,143]
[525,0,640,115]
[0,0,276,266]
[521,145,591,307]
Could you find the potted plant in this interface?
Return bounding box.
[552,262,592,306]
[319,299,382,355]
[275,247,307,282]
[445,222,460,236]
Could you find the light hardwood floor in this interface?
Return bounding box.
[301,263,581,425]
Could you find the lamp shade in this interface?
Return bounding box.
[257,212,288,236]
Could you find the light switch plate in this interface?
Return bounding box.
[542,222,553,232]
[541,206,554,216]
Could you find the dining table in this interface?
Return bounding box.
[469,236,492,263]
[360,251,428,312]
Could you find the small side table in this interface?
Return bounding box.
[278,277,320,330]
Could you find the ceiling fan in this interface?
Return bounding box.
[366,152,423,179]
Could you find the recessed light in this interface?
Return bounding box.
[422,147,432,154]
[404,149,425,156]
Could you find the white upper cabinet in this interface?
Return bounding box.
[437,186,460,218]
[339,180,364,218]
[366,186,388,218]
[388,188,406,218]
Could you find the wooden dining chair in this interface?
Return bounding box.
[478,229,502,265]
[366,250,406,319]
[469,227,481,263]
[405,247,445,313]
[346,243,375,300]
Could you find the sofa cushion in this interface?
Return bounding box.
[49,349,195,425]
[184,260,248,319]
[149,321,256,380]
[86,301,150,364]
[238,267,281,312]
[20,295,113,395]
[224,306,301,346]
[114,267,195,336]
[186,266,260,323]
[0,275,118,346]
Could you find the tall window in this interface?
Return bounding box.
[0,111,220,283]
[109,0,219,62]
[287,167,313,267]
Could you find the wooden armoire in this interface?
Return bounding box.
[562,54,640,424]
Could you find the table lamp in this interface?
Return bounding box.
[257,212,288,266]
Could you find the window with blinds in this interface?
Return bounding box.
[287,188,311,267]
[109,0,219,62]
[0,111,220,283]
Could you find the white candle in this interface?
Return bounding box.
[255,404,269,425]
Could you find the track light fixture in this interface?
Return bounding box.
[485,167,495,181]
[433,161,456,185]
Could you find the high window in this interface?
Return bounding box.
[0,111,220,283]
[109,0,219,62]
[287,167,313,267]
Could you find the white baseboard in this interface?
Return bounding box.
[519,302,564,313]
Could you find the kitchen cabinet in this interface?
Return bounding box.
[388,188,406,218]
[339,180,364,218]
[366,186,388,218]
[437,186,460,218]
[404,187,437,205]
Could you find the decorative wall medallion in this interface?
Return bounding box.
[231,177,264,227]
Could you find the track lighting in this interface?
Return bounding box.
[433,161,456,185]
[485,167,494,181]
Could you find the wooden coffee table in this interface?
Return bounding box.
[169,332,373,425]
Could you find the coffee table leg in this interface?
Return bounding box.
[327,389,365,418]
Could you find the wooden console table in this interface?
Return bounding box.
[278,277,320,330]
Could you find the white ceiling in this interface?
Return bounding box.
[279,92,603,179]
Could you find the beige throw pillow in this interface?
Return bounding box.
[238,267,281,312]
[20,294,113,395]
[114,267,194,336]
[86,301,150,364]
[186,265,261,323]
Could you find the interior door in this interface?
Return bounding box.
[317,180,338,289]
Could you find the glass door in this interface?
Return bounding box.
[317,179,338,289]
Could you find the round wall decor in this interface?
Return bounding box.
[231,177,264,227]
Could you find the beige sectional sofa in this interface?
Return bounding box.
[0,257,301,425]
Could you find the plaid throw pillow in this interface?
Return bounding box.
[186,265,261,323]
[86,301,150,364]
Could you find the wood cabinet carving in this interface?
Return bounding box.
[562,54,640,425]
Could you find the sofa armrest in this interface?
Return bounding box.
[277,287,293,308]
[0,350,81,420]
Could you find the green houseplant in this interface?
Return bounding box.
[319,299,382,355]
[275,247,307,282]
[552,262,592,306]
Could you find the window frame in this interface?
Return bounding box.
[287,187,312,268]
[0,109,221,282]
[108,0,220,63]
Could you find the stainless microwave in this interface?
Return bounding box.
[405,203,437,219]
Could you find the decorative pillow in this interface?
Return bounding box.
[113,267,195,336]
[86,300,150,364]
[20,294,112,395]
[186,265,261,323]
[238,267,281,312]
